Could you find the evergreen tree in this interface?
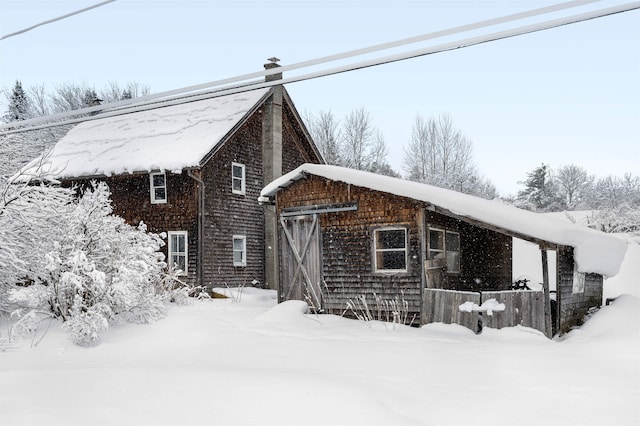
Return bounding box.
[516,164,566,211]
[3,80,31,123]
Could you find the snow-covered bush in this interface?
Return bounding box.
[3,179,170,346]
[40,182,167,344]
[0,174,73,311]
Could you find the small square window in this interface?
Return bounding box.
[233,235,246,267]
[232,163,245,195]
[168,231,188,275]
[373,228,407,272]
[150,172,167,204]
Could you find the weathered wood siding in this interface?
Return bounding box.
[282,102,318,173]
[200,102,322,289]
[481,290,545,332]
[424,211,512,292]
[423,289,480,331]
[66,173,199,285]
[423,289,545,334]
[276,176,424,322]
[201,111,266,289]
[556,246,603,333]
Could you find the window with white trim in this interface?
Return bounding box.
[233,235,247,267]
[231,162,245,195]
[428,227,460,273]
[168,231,188,275]
[150,172,167,204]
[373,227,408,272]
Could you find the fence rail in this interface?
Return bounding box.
[423,288,545,334]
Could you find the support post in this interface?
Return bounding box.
[541,247,553,338]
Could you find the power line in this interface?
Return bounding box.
[0,0,117,41]
[2,1,638,135]
[0,0,600,132]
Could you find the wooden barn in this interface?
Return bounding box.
[24,66,323,291]
[260,164,627,337]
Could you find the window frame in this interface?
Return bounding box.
[168,231,188,276]
[233,235,247,267]
[428,227,461,274]
[373,227,409,274]
[149,172,167,204]
[231,162,246,195]
[572,266,585,294]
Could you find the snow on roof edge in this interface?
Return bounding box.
[261,164,628,277]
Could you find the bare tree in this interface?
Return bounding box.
[29,85,50,117]
[403,115,437,182]
[403,113,492,198]
[555,164,594,209]
[305,110,342,166]
[341,108,388,172]
[100,81,150,103]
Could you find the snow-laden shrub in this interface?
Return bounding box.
[43,182,167,344]
[0,176,73,308]
[5,181,169,345]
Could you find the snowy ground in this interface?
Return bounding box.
[1,238,638,426]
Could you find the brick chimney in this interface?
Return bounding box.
[262,58,283,291]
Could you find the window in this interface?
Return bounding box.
[373,228,408,272]
[231,162,245,195]
[572,267,585,294]
[150,172,167,204]
[233,235,246,267]
[168,231,188,275]
[428,228,460,273]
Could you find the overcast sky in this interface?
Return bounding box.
[0,0,638,195]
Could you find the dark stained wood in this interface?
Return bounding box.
[556,246,603,334]
[541,248,552,337]
[423,289,481,331]
[481,290,545,333]
[276,176,424,322]
[63,87,324,292]
[424,210,513,292]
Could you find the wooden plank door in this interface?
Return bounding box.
[280,214,323,312]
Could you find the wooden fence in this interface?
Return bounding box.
[422,289,481,332]
[423,289,545,334]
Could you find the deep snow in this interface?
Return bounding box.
[1,286,638,425]
[1,226,638,426]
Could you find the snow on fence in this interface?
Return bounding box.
[423,288,545,334]
[481,290,545,332]
[422,289,480,331]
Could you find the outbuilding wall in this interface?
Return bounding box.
[276,176,425,322]
[424,211,513,291]
[556,246,603,333]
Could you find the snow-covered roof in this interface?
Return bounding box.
[261,164,627,277]
[34,88,271,179]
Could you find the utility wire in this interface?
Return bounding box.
[2,1,638,135]
[0,0,117,41]
[0,0,600,132]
